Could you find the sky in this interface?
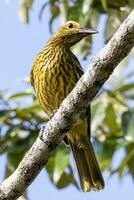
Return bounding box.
[0,1,134,200]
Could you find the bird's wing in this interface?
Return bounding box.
[77,62,91,141]
[86,105,91,140]
[76,63,91,140]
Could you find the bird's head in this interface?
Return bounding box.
[50,21,98,47]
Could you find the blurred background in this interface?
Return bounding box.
[0,0,134,200]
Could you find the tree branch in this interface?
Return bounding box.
[0,10,134,200]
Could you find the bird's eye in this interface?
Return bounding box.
[67,23,74,29]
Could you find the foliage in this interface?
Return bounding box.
[18,0,134,58]
[1,0,134,194]
[0,89,79,188]
[1,78,134,189]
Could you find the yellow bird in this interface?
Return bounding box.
[30,21,104,192]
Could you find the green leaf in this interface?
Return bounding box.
[125,143,134,176]
[45,145,78,188]
[53,148,69,184]
[49,1,60,32]
[0,126,19,148]
[7,149,25,173]
[104,9,120,42]
[8,91,33,100]
[100,0,108,11]
[82,0,93,14]
[104,103,120,135]
[18,0,33,23]
[6,134,35,175]
[122,109,134,141]
[56,171,78,189]
[104,6,130,42]
[106,90,125,105]
[126,112,134,141]
[46,146,69,184]
[116,83,134,100]
[94,139,117,171]
[90,8,100,28]
[118,143,134,176]
[16,105,40,116]
[0,109,11,124]
[116,83,134,93]
[91,102,107,133]
[77,6,99,58]
[122,111,131,133]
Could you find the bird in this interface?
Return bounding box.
[30,20,104,192]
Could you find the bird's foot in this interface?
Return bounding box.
[49,109,58,119]
[39,125,56,148]
[39,125,46,142]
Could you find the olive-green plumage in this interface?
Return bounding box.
[30,21,104,192]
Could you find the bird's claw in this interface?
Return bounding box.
[49,109,58,119]
[39,125,46,142]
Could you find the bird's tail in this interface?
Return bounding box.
[68,139,104,192]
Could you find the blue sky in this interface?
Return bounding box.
[0,1,134,200]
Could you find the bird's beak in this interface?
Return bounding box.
[77,28,98,35]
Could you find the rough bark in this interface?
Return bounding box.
[0,9,134,200]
